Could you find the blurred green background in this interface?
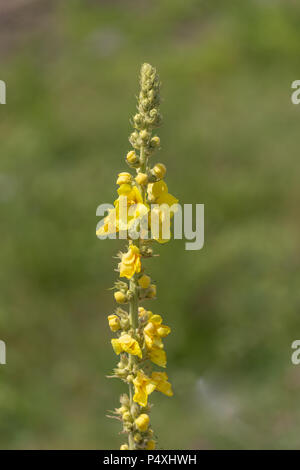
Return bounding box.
[1,0,300,449]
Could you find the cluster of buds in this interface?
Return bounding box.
[114,394,155,450]
[100,64,176,450]
[126,63,167,193]
[114,281,131,305]
[128,63,162,155]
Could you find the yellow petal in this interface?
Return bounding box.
[133,386,148,407]
[151,372,173,397]
[111,338,122,355]
[146,382,156,395]
[157,192,178,207]
[96,209,118,236]
[131,185,143,204]
[119,334,142,358]
[157,325,171,337]
[149,347,166,367]
[148,180,168,200]
[150,315,162,325]
[117,184,132,196]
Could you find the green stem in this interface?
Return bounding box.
[127,142,148,449]
[139,145,147,203]
[128,274,139,450]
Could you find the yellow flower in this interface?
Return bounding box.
[111,334,142,358]
[146,440,156,450]
[117,172,132,185]
[138,274,151,289]
[133,371,156,407]
[149,346,167,368]
[144,314,171,350]
[96,208,118,237]
[97,183,149,238]
[119,245,141,279]
[108,314,121,332]
[117,183,143,204]
[151,372,173,397]
[120,444,129,450]
[116,184,149,233]
[135,413,150,432]
[147,180,178,206]
[147,180,179,243]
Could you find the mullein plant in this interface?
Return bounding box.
[97,63,178,450]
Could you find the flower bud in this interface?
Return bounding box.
[133,113,144,129]
[126,150,138,164]
[116,405,127,415]
[120,318,130,330]
[152,163,166,180]
[108,314,121,332]
[147,284,157,298]
[140,129,150,142]
[138,275,151,289]
[120,444,129,450]
[120,394,130,407]
[134,433,142,443]
[129,131,140,149]
[117,172,132,185]
[135,413,150,432]
[138,306,147,317]
[127,374,134,383]
[114,291,127,304]
[135,173,148,186]
[141,98,151,110]
[122,411,131,421]
[150,136,160,148]
[146,439,156,450]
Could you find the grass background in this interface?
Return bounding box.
[1,0,300,449]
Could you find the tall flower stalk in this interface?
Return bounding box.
[98,63,178,450]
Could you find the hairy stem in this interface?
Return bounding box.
[128,274,139,449]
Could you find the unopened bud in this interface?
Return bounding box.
[133,113,144,128]
[126,150,138,164]
[116,172,132,185]
[152,163,166,180]
[122,411,131,421]
[114,291,127,304]
[108,314,121,332]
[120,318,130,330]
[150,136,160,148]
[147,284,157,298]
[140,129,150,142]
[120,394,130,407]
[146,439,156,450]
[134,433,142,443]
[138,275,151,289]
[135,173,148,185]
[135,413,150,432]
